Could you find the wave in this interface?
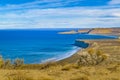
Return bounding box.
[41,46,80,63]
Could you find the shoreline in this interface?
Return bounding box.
[54,34,119,64]
[57,45,90,64]
[41,47,81,63]
[42,38,120,64]
[55,47,81,61]
[58,28,120,36]
[57,38,120,64]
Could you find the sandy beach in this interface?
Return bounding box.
[1,0,120,79]
[0,28,120,80]
[0,38,120,80]
[58,39,120,64]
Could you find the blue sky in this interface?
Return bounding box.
[0,0,120,29]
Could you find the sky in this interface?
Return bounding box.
[0,0,120,29]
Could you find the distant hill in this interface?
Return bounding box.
[89,28,120,36]
[59,28,120,36]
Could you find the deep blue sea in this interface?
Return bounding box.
[0,29,117,64]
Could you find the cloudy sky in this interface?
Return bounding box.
[0,0,120,29]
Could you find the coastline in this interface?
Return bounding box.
[57,45,90,64]
[55,47,80,61]
[0,29,120,80]
[55,28,120,64]
[56,28,120,64]
[57,38,120,64]
[58,28,120,36]
[41,47,81,63]
[42,39,90,64]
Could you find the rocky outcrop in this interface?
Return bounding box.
[74,40,89,48]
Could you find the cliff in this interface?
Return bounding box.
[59,28,120,35]
[58,30,77,34]
[89,28,120,36]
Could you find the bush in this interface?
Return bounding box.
[77,48,108,66]
[0,55,25,69]
[0,55,4,68]
[3,59,12,69]
[13,58,24,68]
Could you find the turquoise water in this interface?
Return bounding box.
[0,29,117,64]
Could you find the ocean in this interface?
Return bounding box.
[0,29,117,64]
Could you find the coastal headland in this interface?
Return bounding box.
[0,39,119,80]
[0,28,120,80]
[59,28,120,36]
[58,39,120,64]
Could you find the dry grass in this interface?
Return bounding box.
[70,76,89,80]
[0,62,119,80]
[89,28,120,35]
[0,39,120,80]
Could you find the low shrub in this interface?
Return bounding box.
[13,58,24,68]
[3,59,12,69]
[77,48,108,66]
[0,55,4,68]
[0,55,24,69]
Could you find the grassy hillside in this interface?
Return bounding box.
[58,28,120,35]
[89,28,120,36]
[0,39,120,80]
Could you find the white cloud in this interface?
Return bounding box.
[0,0,120,29]
[108,0,120,5]
[0,0,83,11]
[0,6,120,29]
[112,12,120,17]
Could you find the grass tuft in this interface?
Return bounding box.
[70,76,89,80]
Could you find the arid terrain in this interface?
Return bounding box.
[89,28,120,36]
[0,28,120,80]
[0,39,120,80]
[59,28,120,36]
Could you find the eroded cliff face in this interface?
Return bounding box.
[59,39,120,64]
[59,28,120,35]
[89,28,120,36]
[0,40,120,80]
[58,30,77,34]
[74,40,89,48]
